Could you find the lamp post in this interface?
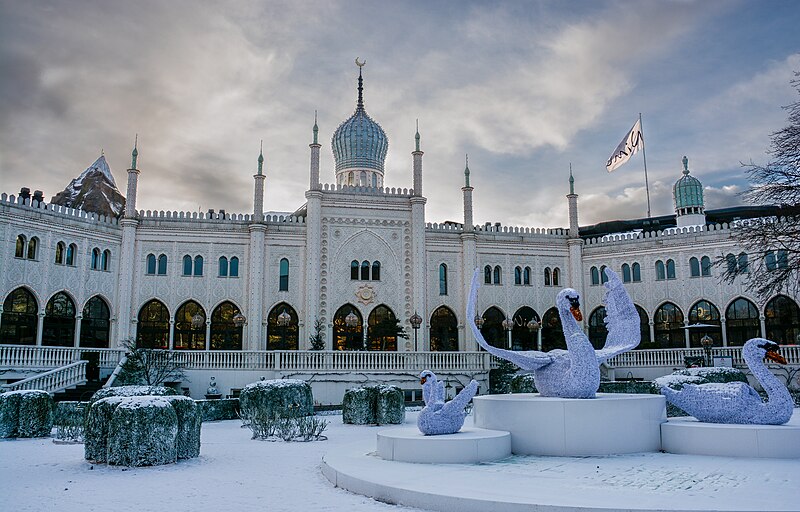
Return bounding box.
[409,312,422,351]
[345,309,359,350]
[700,334,714,367]
[501,317,514,349]
[277,308,291,350]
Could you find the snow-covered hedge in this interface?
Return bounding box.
[53,401,87,441]
[510,374,537,394]
[0,390,53,438]
[164,396,201,459]
[88,385,177,405]
[342,385,405,425]
[598,381,658,394]
[106,397,178,467]
[85,396,128,462]
[239,379,313,421]
[197,398,240,422]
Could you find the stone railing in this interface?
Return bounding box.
[0,345,126,369]
[0,360,87,394]
[607,346,800,368]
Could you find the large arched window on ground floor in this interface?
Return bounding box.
[540,307,566,352]
[725,297,760,347]
[688,300,722,347]
[479,306,506,350]
[367,304,400,351]
[765,295,800,345]
[43,292,76,347]
[210,301,243,350]
[137,300,170,349]
[267,303,299,350]
[1,287,38,345]
[633,305,653,349]
[430,306,458,351]
[174,301,206,350]
[511,306,539,351]
[588,306,607,349]
[333,304,363,351]
[80,296,110,348]
[654,302,685,349]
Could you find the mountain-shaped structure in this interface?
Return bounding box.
[50,155,125,218]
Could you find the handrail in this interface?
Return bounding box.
[0,360,87,394]
[102,354,129,388]
[0,345,126,369]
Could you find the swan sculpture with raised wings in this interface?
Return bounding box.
[467,266,640,398]
[417,370,479,435]
[661,338,793,425]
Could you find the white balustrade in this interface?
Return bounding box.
[0,345,125,369]
[1,361,87,394]
[607,346,800,369]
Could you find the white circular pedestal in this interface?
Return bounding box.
[473,393,666,456]
[376,427,511,464]
[661,409,800,459]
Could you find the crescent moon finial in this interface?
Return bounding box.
[355,57,366,68]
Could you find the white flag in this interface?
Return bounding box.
[606,118,643,172]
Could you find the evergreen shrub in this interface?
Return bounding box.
[342,385,404,425]
[239,379,313,421]
[53,401,86,442]
[0,390,53,438]
[197,398,240,422]
[106,397,178,466]
[509,374,537,393]
[88,385,177,405]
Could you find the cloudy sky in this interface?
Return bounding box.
[1,0,798,228]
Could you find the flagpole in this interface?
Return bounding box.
[639,112,652,218]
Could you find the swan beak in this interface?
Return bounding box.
[570,306,583,322]
[420,376,427,385]
[765,351,787,365]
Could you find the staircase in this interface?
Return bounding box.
[52,380,105,402]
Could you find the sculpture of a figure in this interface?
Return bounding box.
[417,370,478,435]
[661,338,793,425]
[467,267,640,398]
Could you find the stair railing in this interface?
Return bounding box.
[102,354,128,389]
[0,360,88,394]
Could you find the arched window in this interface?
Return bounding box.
[102,249,110,271]
[147,254,157,275]
[689,257,700,277]
[725,298,760,347]
[137,300,170,349]
[230,256,239,277]
[523,266,531,285]
[183,255,192,276]
[360,171,367,186]
[67,243,76,266]
[15,235,25,258]
[726,253,737,274]
[484,265,492,284]
[348,171,354,185]
[267,303,299,350]
[655,260,666,281]
[688,300,721,347]
[279,258,289,291]
[514,266,522,285]
[764,295,800,345]
[351,260,359,280]
[333,304,363,351]
[42,292,76,347]
[430,306,458,351]
[632,262,641,282]
[737,252,748,273]
[439,263,448,295]
[361,260,370,281]
[55,242,65,264]
[541,307,565,351]
[479,307,506,349]
[511,306,539,351]
[493,265,501,285]
[654,302,684,349]
[210,301,243,350]
[599,265,608,284]
[633,305,652,349]
[621,264,631,283]
[544,267,551,286]
[91,248,100,270]
[588,306,607,349]
[372,261,381,281]
[174,301,206,350]
[157,254,167,275]
[0,288,38,345]
[219,256,228,277]
[700,256,711,276]
[81,296,110,348]
[552,267,560,286]
[372,174,377,188]
[666,259,676,279]
[367,305,399,351]
[590,266,600,286]
[194,255,203,276]
[27,237,38,260]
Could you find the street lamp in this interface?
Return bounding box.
[191,312,205,329]
[501,317,514,348]
[700,334,714,367]
[277,309,291,350]
[345,309,359,350]
[232,312,247,328]
[409,312,422,351]
[474,315,485,329]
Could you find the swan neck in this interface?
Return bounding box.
[744,348,787,400]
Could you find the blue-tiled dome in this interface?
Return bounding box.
[331,71,388,173]
[673,156,704,210]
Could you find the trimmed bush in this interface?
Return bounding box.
[239,379,313,421]
[197,398,239,422]
[163,396,201,459]
[0,390,53,438]
[85,397,128,462]
[88,385,177,405]
[510,374,537,394]
[106,397,178,467]
[53,401,87,442]
[342,385,405,425]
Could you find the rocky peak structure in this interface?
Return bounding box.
[50,154,126,217]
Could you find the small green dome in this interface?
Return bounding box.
[673,156,703,210]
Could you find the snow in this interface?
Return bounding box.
[77,155,117,187]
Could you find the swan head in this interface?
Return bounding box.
[419,369,437,385]
[556,288,583,321]
[743,338,787,365]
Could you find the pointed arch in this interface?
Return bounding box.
[688,299,721,347]
[725,297,759,347]
[43,292,76,347]
[588,306,607,350]
[91,248,101,270]
[367,304,399,351]
[183,255,192,276]
[55,241,65,264]
[493,265,501,285]
[267,302,299,350]
[371,260,380,281]
[700,255,711,276]
[360,260,370,280]
[102,249,111,271]
[1,287,38,345]
[15,234,25,258]
[439,263,448,295]
[430,306,458,351]
[174,300,206,350]
[632,304,652,349]
[523,266,531,285]
[655,260,666,281]
[193,255,204,276]
[279,258,289,291]
[590,266,600,285]
[514,266,522,285]
[480,306,506,349]
[654,302,684,349]
[541,307,565,351]
[157,254,167,275]
[219,256,229,277]
[484,265,492,284]
[511,306,539,351]
[137,299,170,349]
[333,304,363,351]
[27,236,38,260]
[632,262,641,282]
[66,243,76,266]
[544,267,551,286]
[689,257,700,277]
[210,301,243,350]
[599,265,607,284]
[81,296,110,348]
[147,253,157,275]
[764,295,800,345]
[552,267,560,286]
[621,264,631,283]
[229,256,239,277]
[666,258,676,279]
[351,260,359,280]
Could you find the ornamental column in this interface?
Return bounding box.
[305,117,324,348]
[566,167,585,305]
[248,146,267,350]
[460,156,478,350]
[410,127,427,350]
[116,138,140,345]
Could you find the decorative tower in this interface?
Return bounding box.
[412,119,423,196]
[116,136,141,345]
[566,165,584,297]
[409,125,427,349]
[462,155,474,231]
[247,145,267,349]
[674,156,706,228]
[460,155,478,350]
[305,115,324,348]
[253,141,266,219]
[310,111,321,190]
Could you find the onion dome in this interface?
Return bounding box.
[331,64,388,180]
[673,156,704,216]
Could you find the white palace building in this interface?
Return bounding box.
[1,68,799,403]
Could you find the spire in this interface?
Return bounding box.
[355,57,366,110]
[131,134,138,170]
[464,154,470,187]
[569,163,574,195]
[682,155,689,175]
[415,119,420,152]
[257,140,264,175]
[313,110,318,145]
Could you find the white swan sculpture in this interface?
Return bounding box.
[661,338,793,425]
[417,370,479,435]
[467,267,640,398]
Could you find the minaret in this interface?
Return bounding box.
[462,155,474,231]
[460,155,478,350]
[305,116,324,348]
[566,165,585,300]
[124,135,140,217]
[412,119,423,196]
[247,145,267,349]
[310,111,321,189]
[116,136,141,345]
[409,126,427,349]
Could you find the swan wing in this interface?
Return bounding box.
[468,269,552,370]
[595,267,640,363]
[436,380,445,403]
[441,380,479,417]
